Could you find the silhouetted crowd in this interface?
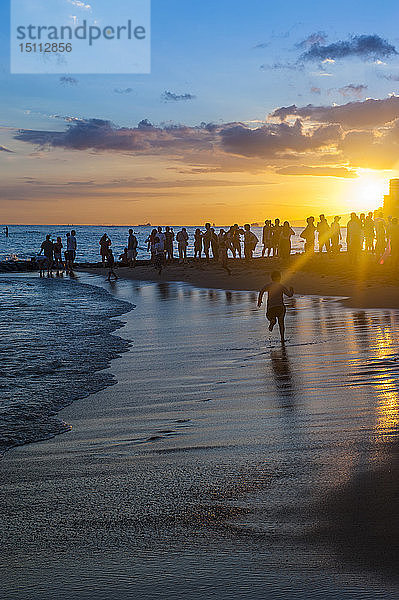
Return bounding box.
[35,209,399,277]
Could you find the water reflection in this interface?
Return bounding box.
[270,346,296,404]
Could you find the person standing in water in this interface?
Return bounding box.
[127,229,138,268]
[257,270,294,344]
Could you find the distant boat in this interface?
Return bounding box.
[137,223,152,227]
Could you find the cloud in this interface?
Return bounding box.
[60,76,78,86]
[161,91,196,102]
[275,165,357,178]
[380,73,399,81]
[67,0,91,9]
[297,32,328,49]
[338,84,368,98]
[270,96,399,128]
[114,88,133,94]
[310,87,321,95]
[260,62,303,71]
[0,145,13,153]
[253,42,270,49]
[301,35,397,62]
[219,120,341,158]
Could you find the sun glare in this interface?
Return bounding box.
[349,170,389,213]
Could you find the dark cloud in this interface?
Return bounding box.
[275,165,357,178]
[253,42,270,49]
[219,120,341,158]
[59,76,78,86]
[297,31,328,49]
[300,35,397,62]
[114,88,133,94]
[0,145,13,153]
[338,84,368,98]
[271,96,399,128]
[161,91,196,102]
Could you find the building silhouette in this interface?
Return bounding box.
[384,179,399,216]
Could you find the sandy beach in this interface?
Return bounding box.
[81,253,399,309]
[2,273,399,599]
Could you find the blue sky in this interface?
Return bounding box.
[2,0,399,129]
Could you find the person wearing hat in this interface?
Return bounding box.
[330,216,342,254]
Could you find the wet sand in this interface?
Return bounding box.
[80,252,399,309]
[2,274,399,599]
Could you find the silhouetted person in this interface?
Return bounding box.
[262,220,273,257]
[99,233,111,266]
[390,217,399,267]
[330,216,341,254]
[347,213,362,258]
[165,226,174,261]
[107,249,118,281]
[374,212,387,258]
[153,236,165,274]
[203,222,212,262]
[317,214,330,253]
[194,228,202,259]
[279,221,295,260]
[364,213,375,253]
[300,216,315,254]
[53,236,64,274]
[177,227,189,263]
[127,229,138,267]
[4,226,8,237]
[272,219,282,257]
[243,224,258,261]
[218,229,231,275]
[119,248,129,266]
[210,228,219,260]
[39,234,53,276]
[257,270,294,344]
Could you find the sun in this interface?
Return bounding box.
[348,170,390,213]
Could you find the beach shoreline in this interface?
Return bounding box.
[78,253,399,309]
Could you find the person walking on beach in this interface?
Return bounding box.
[106,249,118,281]
[127,229,138,268]
[99,234,111,266]
[39,234,54,276]
[218,229,232,275]
[177,227,189,263]
[257,270,294,344]
[330,216,341,254]
[165,226,174,261]
[300,216,316,254]
[279,221,295,260]
[262,220,273,257]
[194,228,203,260]
[243,224,258,261]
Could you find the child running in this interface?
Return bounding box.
[257,270,294,343]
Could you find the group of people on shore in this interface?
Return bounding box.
[37,230,77,276]
[36,209,399,278]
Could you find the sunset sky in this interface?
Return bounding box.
[1,0,399,224]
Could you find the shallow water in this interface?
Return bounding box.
[2,275,399,599]
[0,274,132,454]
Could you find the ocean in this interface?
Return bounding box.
[0,224,348,262]
[0,274,132,455]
